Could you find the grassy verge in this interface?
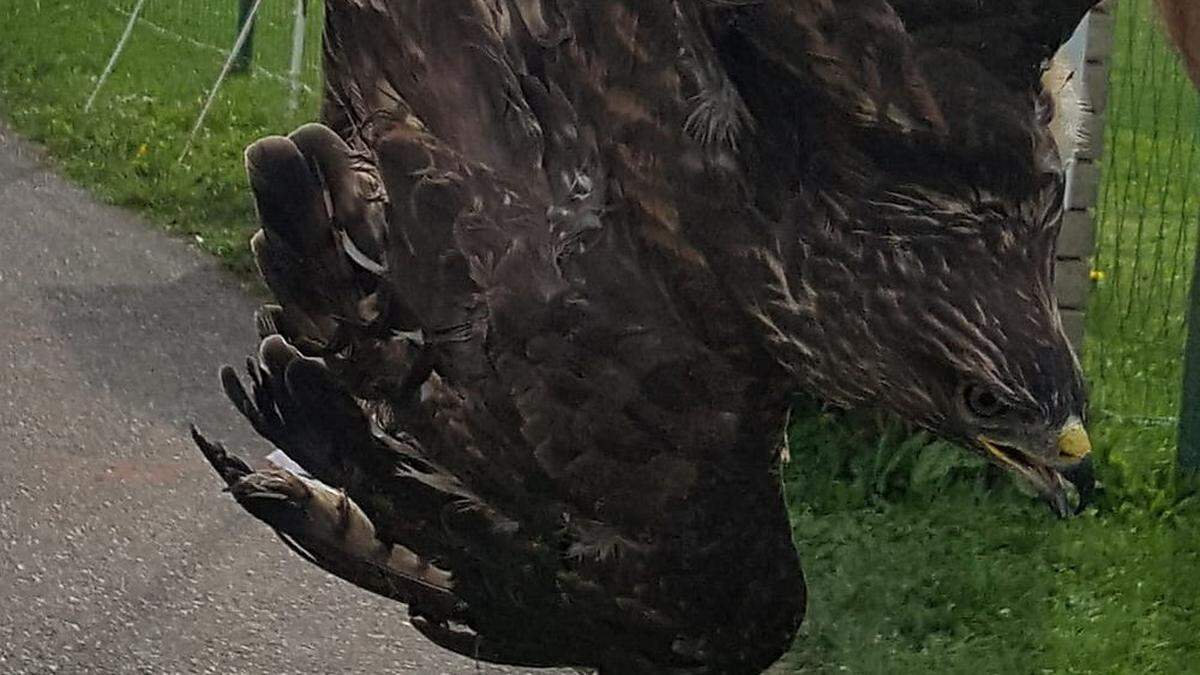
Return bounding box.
[0,1,323,277]
[778,403,1200,673]
[3,1,1200,673]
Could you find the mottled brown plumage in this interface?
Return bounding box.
[192,1,1102,672]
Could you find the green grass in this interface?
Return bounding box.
[0,0,324,277]
[777,402,1200,673]
[1088,0,1200,424]
[4,1,1200,673]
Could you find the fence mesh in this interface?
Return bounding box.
[1086,0,1200,429]
[100,0,324,109]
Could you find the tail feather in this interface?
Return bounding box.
[194,425,465,622]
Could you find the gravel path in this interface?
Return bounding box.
[0,124,560,674]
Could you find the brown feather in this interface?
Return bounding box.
[192,1,1099,672]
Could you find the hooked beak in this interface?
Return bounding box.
[978,420,1094,518]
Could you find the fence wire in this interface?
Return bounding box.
[104,0,324,101]
[1087,0,1200,425]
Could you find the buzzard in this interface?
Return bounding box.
[192,1,1101,672]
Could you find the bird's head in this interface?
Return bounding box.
[788,173,1092,515]
[788,190,1092,516]
[777,52,1093,516]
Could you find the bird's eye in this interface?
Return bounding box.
[965,384,1007,418]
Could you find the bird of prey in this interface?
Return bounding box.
[192,1,1099,672]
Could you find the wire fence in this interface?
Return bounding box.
[104,0,324,96]
[76,0,329,160]
[1086,0,1200,431]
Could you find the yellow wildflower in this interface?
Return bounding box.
[1089,269,1105,282]
[136,143,150,158]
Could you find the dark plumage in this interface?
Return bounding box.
[192,1,1099,672]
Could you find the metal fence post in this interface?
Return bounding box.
[1178,220,1200,471]
[288,0,307,112]
[232,0,257,74]
[85,0,149,112]
[180,0,265,161]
